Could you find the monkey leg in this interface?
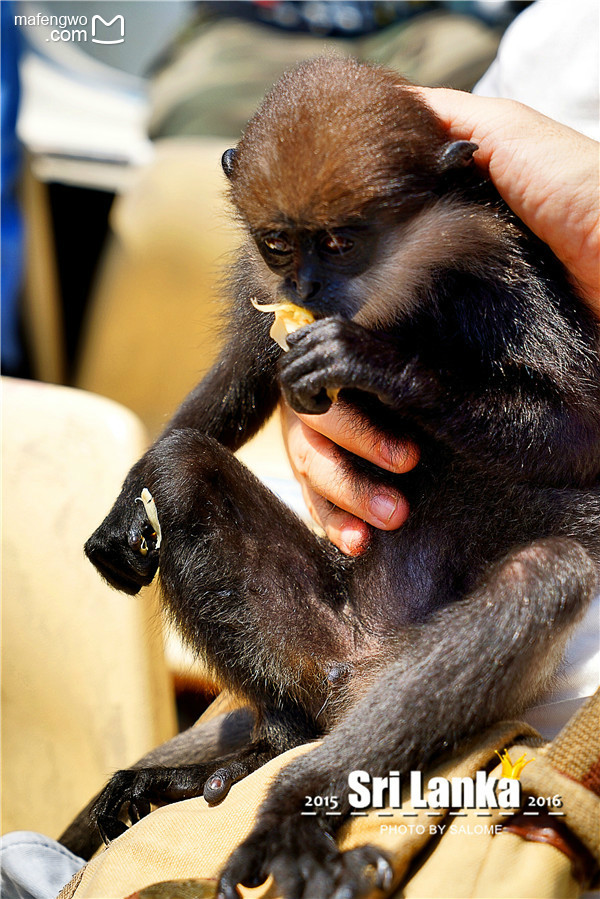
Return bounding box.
[90,429,357,843]
[147,429,355,706]
[219,537,597,899]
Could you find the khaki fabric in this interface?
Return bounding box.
[544,691,600,789]
[404,740,598,899]
[405,828,580,899]
[61,694,600,899]
[62,743,315,898]
[75,139,239,440]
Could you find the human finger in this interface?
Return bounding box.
[292,403,420,474]
[282,409,410,535]
[414,88,600,309]
[300,481,371,556]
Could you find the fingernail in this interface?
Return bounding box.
[369,493,398,524]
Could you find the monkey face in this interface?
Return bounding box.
[222,58,481,326]
[253,225,379,318]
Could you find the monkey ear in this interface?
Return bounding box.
[437,141,478,172]
[221,148,237,178]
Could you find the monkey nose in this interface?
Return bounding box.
[289,276,321,302]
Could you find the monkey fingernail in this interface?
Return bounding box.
[369,494,399,525]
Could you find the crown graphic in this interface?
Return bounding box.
[495,749,534,780]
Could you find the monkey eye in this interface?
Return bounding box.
[320,232,355,255]
[262,233,292,256]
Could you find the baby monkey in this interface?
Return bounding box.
[82,59,600,898]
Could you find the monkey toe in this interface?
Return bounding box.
[92,770,145,843]
[203,756,257,805]
[218,827,271,899]
[128,798,152,824]
[127,520,159,557]
[93,765,212,844]
[203,769,234,804]
[96,815,128,846]
[85,536,154,594]
[330,845,394,898]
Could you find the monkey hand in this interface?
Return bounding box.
[218,808,393,899]
[85,472,161,595]
[280,319,396,415]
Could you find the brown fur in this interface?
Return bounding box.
[229,57,447,229]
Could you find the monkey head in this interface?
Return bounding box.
[221,57,478,323]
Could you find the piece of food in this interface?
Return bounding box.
[251,299,314,350]
[135,487,162,554]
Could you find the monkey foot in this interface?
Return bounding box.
[85,484,160,595]
[93,759,255,844]
[218,813,393,899]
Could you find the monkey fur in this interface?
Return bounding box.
[79,59,599,897]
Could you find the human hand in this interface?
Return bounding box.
[281,403,418,555]
[419,88,600,313]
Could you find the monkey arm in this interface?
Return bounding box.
[429,384,600,486]
[280,318,600,487]
[162,294,283,450]
[85,290,282,594]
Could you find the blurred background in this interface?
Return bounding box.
[4,0,599,843]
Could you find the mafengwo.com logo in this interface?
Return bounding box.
[14,11,125,44]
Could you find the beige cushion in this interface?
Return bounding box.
[75,139,239,439]
[73,138,295,479]
[1,377,176,839]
